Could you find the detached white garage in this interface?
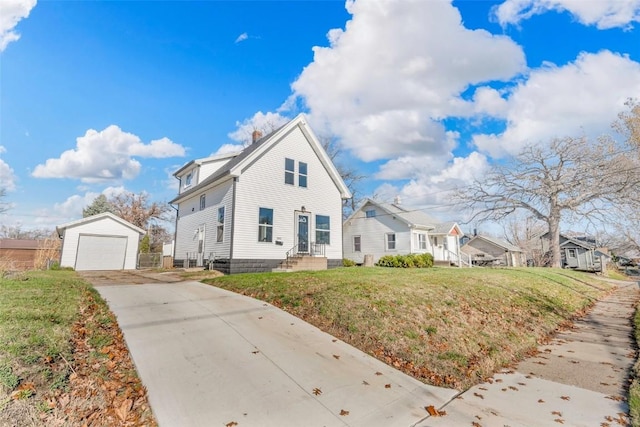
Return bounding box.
[57,212,146,271]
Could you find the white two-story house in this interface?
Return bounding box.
[343,198,466,266]
[170,114,351,274]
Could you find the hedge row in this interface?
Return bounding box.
[376,253,434,268]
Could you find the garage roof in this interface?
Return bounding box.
[56,212,146,238]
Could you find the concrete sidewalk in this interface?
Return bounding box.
[419,280,639,427]
[96,281,457,427]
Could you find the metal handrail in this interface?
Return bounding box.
[284,241,326,268]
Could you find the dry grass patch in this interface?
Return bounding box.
[0,270,156,426]
[205,267,612,390]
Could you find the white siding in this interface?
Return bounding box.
[198,156,235,183]
[232,125,343,260]
[342,203,412,264]
[174,179,234,262]
[59,217,141,270]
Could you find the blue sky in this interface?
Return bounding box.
[1,0,639,233]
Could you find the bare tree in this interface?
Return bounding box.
[453,132,640,268]
[319,136,365,218]
[108,192,170,229]
[0,225,55,240]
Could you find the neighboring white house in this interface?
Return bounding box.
[169,114,352,274]
[461,234,526,267]
[342,198,466,266]
[56,212,146,271]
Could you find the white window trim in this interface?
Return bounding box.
[353,235,361,252]
[386,233,396,251]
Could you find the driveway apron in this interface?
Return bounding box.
[95,281,457,427]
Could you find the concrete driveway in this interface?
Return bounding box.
[90,275,457,427]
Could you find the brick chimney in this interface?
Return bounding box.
[252,130,263,144]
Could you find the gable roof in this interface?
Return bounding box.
[0,239,47,250]
[463,235,524,252]
[172,151,240,177]
[56,212,146,237]
[346,198,463,235]
[536,231,597,250]
[170,114,351,204]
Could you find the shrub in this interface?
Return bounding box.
[343,258,357,267]
[376,253,433,268]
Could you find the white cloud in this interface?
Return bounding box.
[493,0,640,29]
[0,0,36,51]
[52,186,127,220]
[235,32,248,43]
[32,125,186,183]
[228,111,290,143]
[212,143,243,156]
[291,0,525,162]
[0,146,17,191]
[473,50,640,156]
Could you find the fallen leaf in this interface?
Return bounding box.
[425,405,446,417]
[552,411,562,416]
[385,384,391,389]
[312,388,322,396]
[252,350,259,354]
[538,399,545,403]
[560,396,570,401]
[333,355,340,360]
[472,422,481,427]
[375,372,382,376]
[473,392,484,399]
[362,381,369,386]
[554,419,564,424]
[479,387,487,391]
[509,386,519,391]
[225,422,238,427]
[339,409,349,416]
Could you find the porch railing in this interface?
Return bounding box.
[444,249,472,267]
[284,240,326,268]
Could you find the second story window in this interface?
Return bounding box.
[199,194,206,211]
[299,162,308,188]
[285,158,295,185]
[365,209,376,218]
[185,172,193,188]
[285,158,308,188]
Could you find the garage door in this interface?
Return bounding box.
[75,235,128,271]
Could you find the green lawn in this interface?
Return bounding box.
[0,270,155,426]
[204,267,613,389]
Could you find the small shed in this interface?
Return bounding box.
[56,212,145,271]
[460,235,526,267]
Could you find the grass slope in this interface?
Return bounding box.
[206,267,612,389]
[0,271,155,426]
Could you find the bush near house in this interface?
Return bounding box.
[376,253,434,268]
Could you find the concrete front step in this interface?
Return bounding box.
[272,256,327,272]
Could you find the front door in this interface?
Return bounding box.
[298,214,309,253]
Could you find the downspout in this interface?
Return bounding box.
[169,203,178,262]
[229,177,237,261]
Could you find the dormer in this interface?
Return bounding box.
[173,151,240,194]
